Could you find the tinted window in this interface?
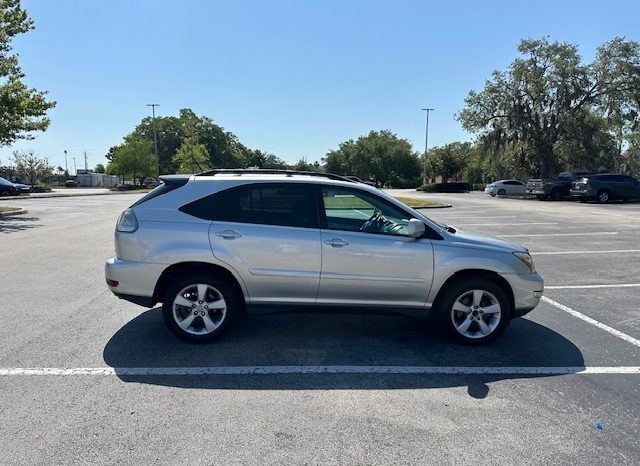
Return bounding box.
[217,184,318,228]
[179,188,234,220]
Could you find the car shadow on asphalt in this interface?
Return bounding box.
[0,216,42,234]
[103,309,585,398]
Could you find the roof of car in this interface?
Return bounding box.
[194,169,357,183]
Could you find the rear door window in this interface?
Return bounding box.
[217,183,318,228]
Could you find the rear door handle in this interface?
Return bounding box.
[215,229,242,239]
[324,238,349,247]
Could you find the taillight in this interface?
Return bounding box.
[116,208,138,233]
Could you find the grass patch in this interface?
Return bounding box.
[0,206,22,214]
[392,196,448,208]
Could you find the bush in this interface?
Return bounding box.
[417,182,470,193]
[471,183,486,191]
[30,184,51,193]
[112,184,148,191]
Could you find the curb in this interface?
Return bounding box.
[417,204,452,209]
[0,190,150,201]
[0,208,28,217]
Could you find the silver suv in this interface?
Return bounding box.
[105,170,543,344]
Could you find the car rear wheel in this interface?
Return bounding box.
[497,189,506,196]
[162,274,238,342]
[597,190,610,204]
[438,279,511,345]
[0,189,12,197]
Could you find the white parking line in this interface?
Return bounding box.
[533,250,640,255]
[499,232,618,238]
[0,366,638,376]
[541,296,640,348]
[546,284,640,289]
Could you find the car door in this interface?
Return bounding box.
[316,185,434,308]
[509,180,526,194]
[209,183,322,305]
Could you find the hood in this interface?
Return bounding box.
[442,228,527,254]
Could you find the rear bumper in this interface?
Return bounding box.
[105,257,165,307]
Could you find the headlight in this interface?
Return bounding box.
[116,208,138,233]
[513,251,535,273]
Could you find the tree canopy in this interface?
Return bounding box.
[108,108,288,174]
[458,37,640,178]
[323,130,420,187]
[12,150,52,185]
[106,136,156,183]
[0,0,56,146]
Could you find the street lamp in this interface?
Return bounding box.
[147,103,160,177]
[421,108,435,185]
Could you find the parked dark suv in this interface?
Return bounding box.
[570,174,640,203]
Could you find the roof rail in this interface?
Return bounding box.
[195,169,356,183]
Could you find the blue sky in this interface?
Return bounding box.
[4,0,640,170]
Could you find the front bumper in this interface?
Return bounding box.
[105,257,165,307]
[503,272,544,317]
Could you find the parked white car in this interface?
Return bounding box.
[485,180,526,196]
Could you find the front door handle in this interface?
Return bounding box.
[215,229,242,240]
[324,238,349,247]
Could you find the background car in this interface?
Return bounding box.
[571,174,640,203]
[0,176,20,196]
[484,179,526,196]
[12,182,31,195]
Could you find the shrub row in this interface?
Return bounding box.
[417,182,470,193]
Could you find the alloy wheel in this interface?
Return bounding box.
[450,289,502,339]
[172,283,227,335]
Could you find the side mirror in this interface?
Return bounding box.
[407,218,426,238]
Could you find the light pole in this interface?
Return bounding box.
[147,103,160,177]
[421,108,434,185]
[64,150,68,175]
[73,157,77,176]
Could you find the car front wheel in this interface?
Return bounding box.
[162,274,238,342]
[438,279,511,345]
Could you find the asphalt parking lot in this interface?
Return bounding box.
[1,191,639,464]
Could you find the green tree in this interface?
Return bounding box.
[94,163,105,173]
[0,0,56,146]
[12,150,53,185]
[106,136,156,184]
[173,142,212,174]
[323,130,420,187]
[426,142,473,182]
[241,149,288,169]
[458,37,640,177]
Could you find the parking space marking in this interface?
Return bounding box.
[499,232,618,238]
[542,296,640,348]
[533,250,640,255]
[0,366,639,376]
[546,284,640,289]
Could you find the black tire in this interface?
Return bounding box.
[436,278,511,345]
[497,189,506,196]
[550,188,563,201]
[596,190,610,204]
[162,273,239,343]
[536,195,546,200]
